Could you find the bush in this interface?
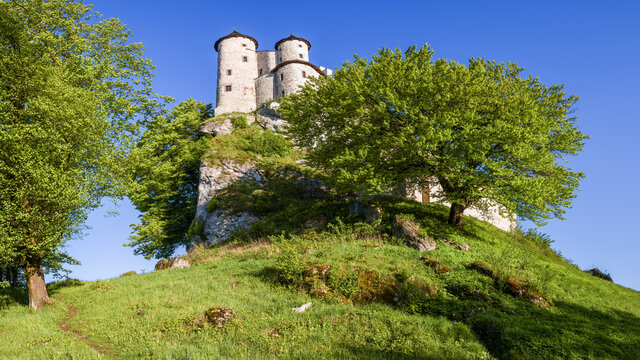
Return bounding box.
[207,198,220,212]
[243,130,292,158]
[327,266,360,299]
[230,115,248,129]
[186,220,204,239]
[273,236,304,286]
[519,227,553,249]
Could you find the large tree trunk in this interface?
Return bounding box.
[23,263,50,310]
[448,203,466,228]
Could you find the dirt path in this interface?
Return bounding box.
[56,297,114,357]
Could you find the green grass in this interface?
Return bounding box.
[2,198,639,359]
[2,182,639,359]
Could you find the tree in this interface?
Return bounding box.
[0,0,160,310]
[280,45,587,228]
[127,99,211,259]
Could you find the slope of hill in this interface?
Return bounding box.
[1,117,638,359]
[1,196,639,359]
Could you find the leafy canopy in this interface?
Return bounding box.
[280,45,587,226]
[127,99,211,259]
[0,0,161,281]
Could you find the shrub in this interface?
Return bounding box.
[273,237,304,286]
[207,198,220,212]
[585,268,613,282]
[230,115,248,129]
[327,266,360,299]
[186,220,205,239]
[243,130,292,158]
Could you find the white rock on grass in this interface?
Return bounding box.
[292,302,312,313]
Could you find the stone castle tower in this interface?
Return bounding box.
[214,31,332,116]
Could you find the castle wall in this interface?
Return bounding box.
[255,73,276,107]
[257,51,276,76]
[427,183,516,232]
[276,39,309,63]
[276,62,318,96]
[215,37,258,116]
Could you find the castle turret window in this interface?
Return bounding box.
[302,71,306,78]
[299,54,303,59]
[282,90,285,95]
[227,69,232,75]
[259,69,263,75]
[242,56,247,62]
[225,85,232,92]
[280,74,284,80]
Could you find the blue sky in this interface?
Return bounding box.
[62,0,640,291]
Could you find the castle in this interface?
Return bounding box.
[208,31,516,233]
[213,31,332,116]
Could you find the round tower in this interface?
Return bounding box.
[214,31,259,116]
[275,34,311,63]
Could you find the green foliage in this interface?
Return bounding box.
[207,198,220,212]
[127,99,211,259]
[230,115,248,129]
[272,235,305,286]
[242,130,293,158]
[205,124,296,168]
[280,44,587,227]
[185,220,204,240]
[0,0,163,307]
[521,227,554,249]
[326,266,361,299]
[0,201,639,358]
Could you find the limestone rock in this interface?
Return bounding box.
[292,302,312,313]
[436,237,470,251]
[256,102,287,132]
[155,257,190,271]
[192,160,263,248]
[205,307,235,328]
[349,202,382,223]
[419,256,452,274]
[303,216,328,229]
[392,215,436,251]
[201,118,233,136]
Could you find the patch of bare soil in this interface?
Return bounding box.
[56,297,115,357]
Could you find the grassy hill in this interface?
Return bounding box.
[2,120,638,359]
[1,196,639,359]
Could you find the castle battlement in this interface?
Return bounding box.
[214,31,332,116]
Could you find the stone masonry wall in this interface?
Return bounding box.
[255,72,276,108]
[257,50,276,76]
[276,39,309,63]
[215,37,259,116]
[402,182,516,232]
[276,62,318,96]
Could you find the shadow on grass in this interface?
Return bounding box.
[465,300,640,359]
[334,345,462,360]
[48,278,83,295]
[0,288,27,309]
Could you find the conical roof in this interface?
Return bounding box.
[214,30,259,52]
[274,34,311,50]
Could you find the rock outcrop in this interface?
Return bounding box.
[193,160,263,248]
[392,215,437,251]
[155,257,190,271]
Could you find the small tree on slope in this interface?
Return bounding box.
[279,45,587,228]
[0,0,161,310]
